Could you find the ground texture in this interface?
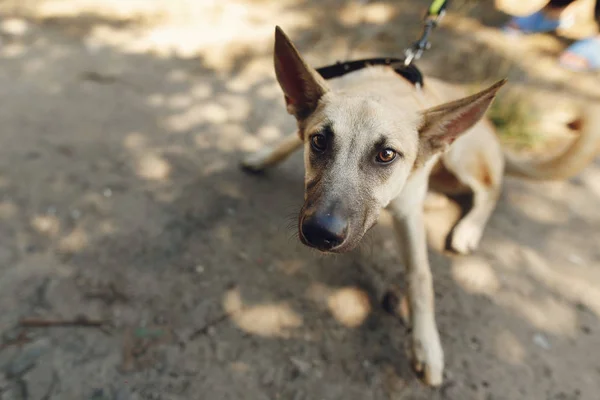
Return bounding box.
[0,1,599,399]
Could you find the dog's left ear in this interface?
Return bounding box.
[416,79,506,164]
[273,26,329,120]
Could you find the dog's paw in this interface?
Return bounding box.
[411,321,444,387]
[450,219,484,255]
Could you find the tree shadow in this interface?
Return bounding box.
[0,1,598,400]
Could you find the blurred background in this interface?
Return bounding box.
[0,0,599,399]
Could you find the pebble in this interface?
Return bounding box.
[469,336,482,352]
[103,188,112,198]
[581,325,592,334]
[568,254,583,265]
[289,357,311,375]
[261,367,276,386]
[533,333,551,350]
[5,338,51,378]
[70,209,82,219]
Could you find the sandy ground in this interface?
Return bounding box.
[0,0,599,399]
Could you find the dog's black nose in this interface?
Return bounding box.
[301,212,348,250]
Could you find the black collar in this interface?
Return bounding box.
[315,57,423,87]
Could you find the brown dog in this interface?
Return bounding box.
[241,26,600,386]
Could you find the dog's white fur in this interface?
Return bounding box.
[242,27,600,386]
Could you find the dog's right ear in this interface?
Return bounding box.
[415,79,506,166]
[274,26,329,119]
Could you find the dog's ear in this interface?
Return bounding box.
[274,26,329,119]
[416,79,506,164]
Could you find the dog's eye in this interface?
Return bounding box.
[376,149,397,163]
[310,134,327,152]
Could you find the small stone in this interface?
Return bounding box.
[103,188,112,198]
[568,254,583,265]
[469,336,482,352]
[261,367,276,385]
[533,333,550,350]
[5,338,51,377]
[582,325,592,334]
[195,265,205,274]
[70,209,82,219]
[290,357,311,375]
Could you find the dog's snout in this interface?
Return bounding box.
[301,212,348,251]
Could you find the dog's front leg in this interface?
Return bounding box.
[241,131,303,173]
[387,176,444,387]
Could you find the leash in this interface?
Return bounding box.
[404,0,449,66]
[314,0,448,88]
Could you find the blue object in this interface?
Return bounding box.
[560,37,600,71]
[503,11,560,34]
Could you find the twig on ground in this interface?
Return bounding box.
[0,331,32,351]
[19,315,108,328]
[188,313,232,341]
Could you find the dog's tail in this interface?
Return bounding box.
[504,104,600,180]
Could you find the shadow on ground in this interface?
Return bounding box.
[0,1,599,399]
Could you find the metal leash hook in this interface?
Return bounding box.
[404,0,449,66]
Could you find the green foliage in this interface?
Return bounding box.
[488,97,543,151]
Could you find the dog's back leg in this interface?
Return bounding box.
[241,131,303,173]
[436,121,505,254]
[441,151,503,254]
[450,177,500,254]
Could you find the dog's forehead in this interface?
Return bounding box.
[320,94,420,149]
[326,96,384,130]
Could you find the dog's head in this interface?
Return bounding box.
[273,27,504,253]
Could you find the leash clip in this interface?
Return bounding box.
[404,0,448,66]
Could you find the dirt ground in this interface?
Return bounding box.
[0,0,599,399]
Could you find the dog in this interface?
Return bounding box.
[241,26,600,386]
